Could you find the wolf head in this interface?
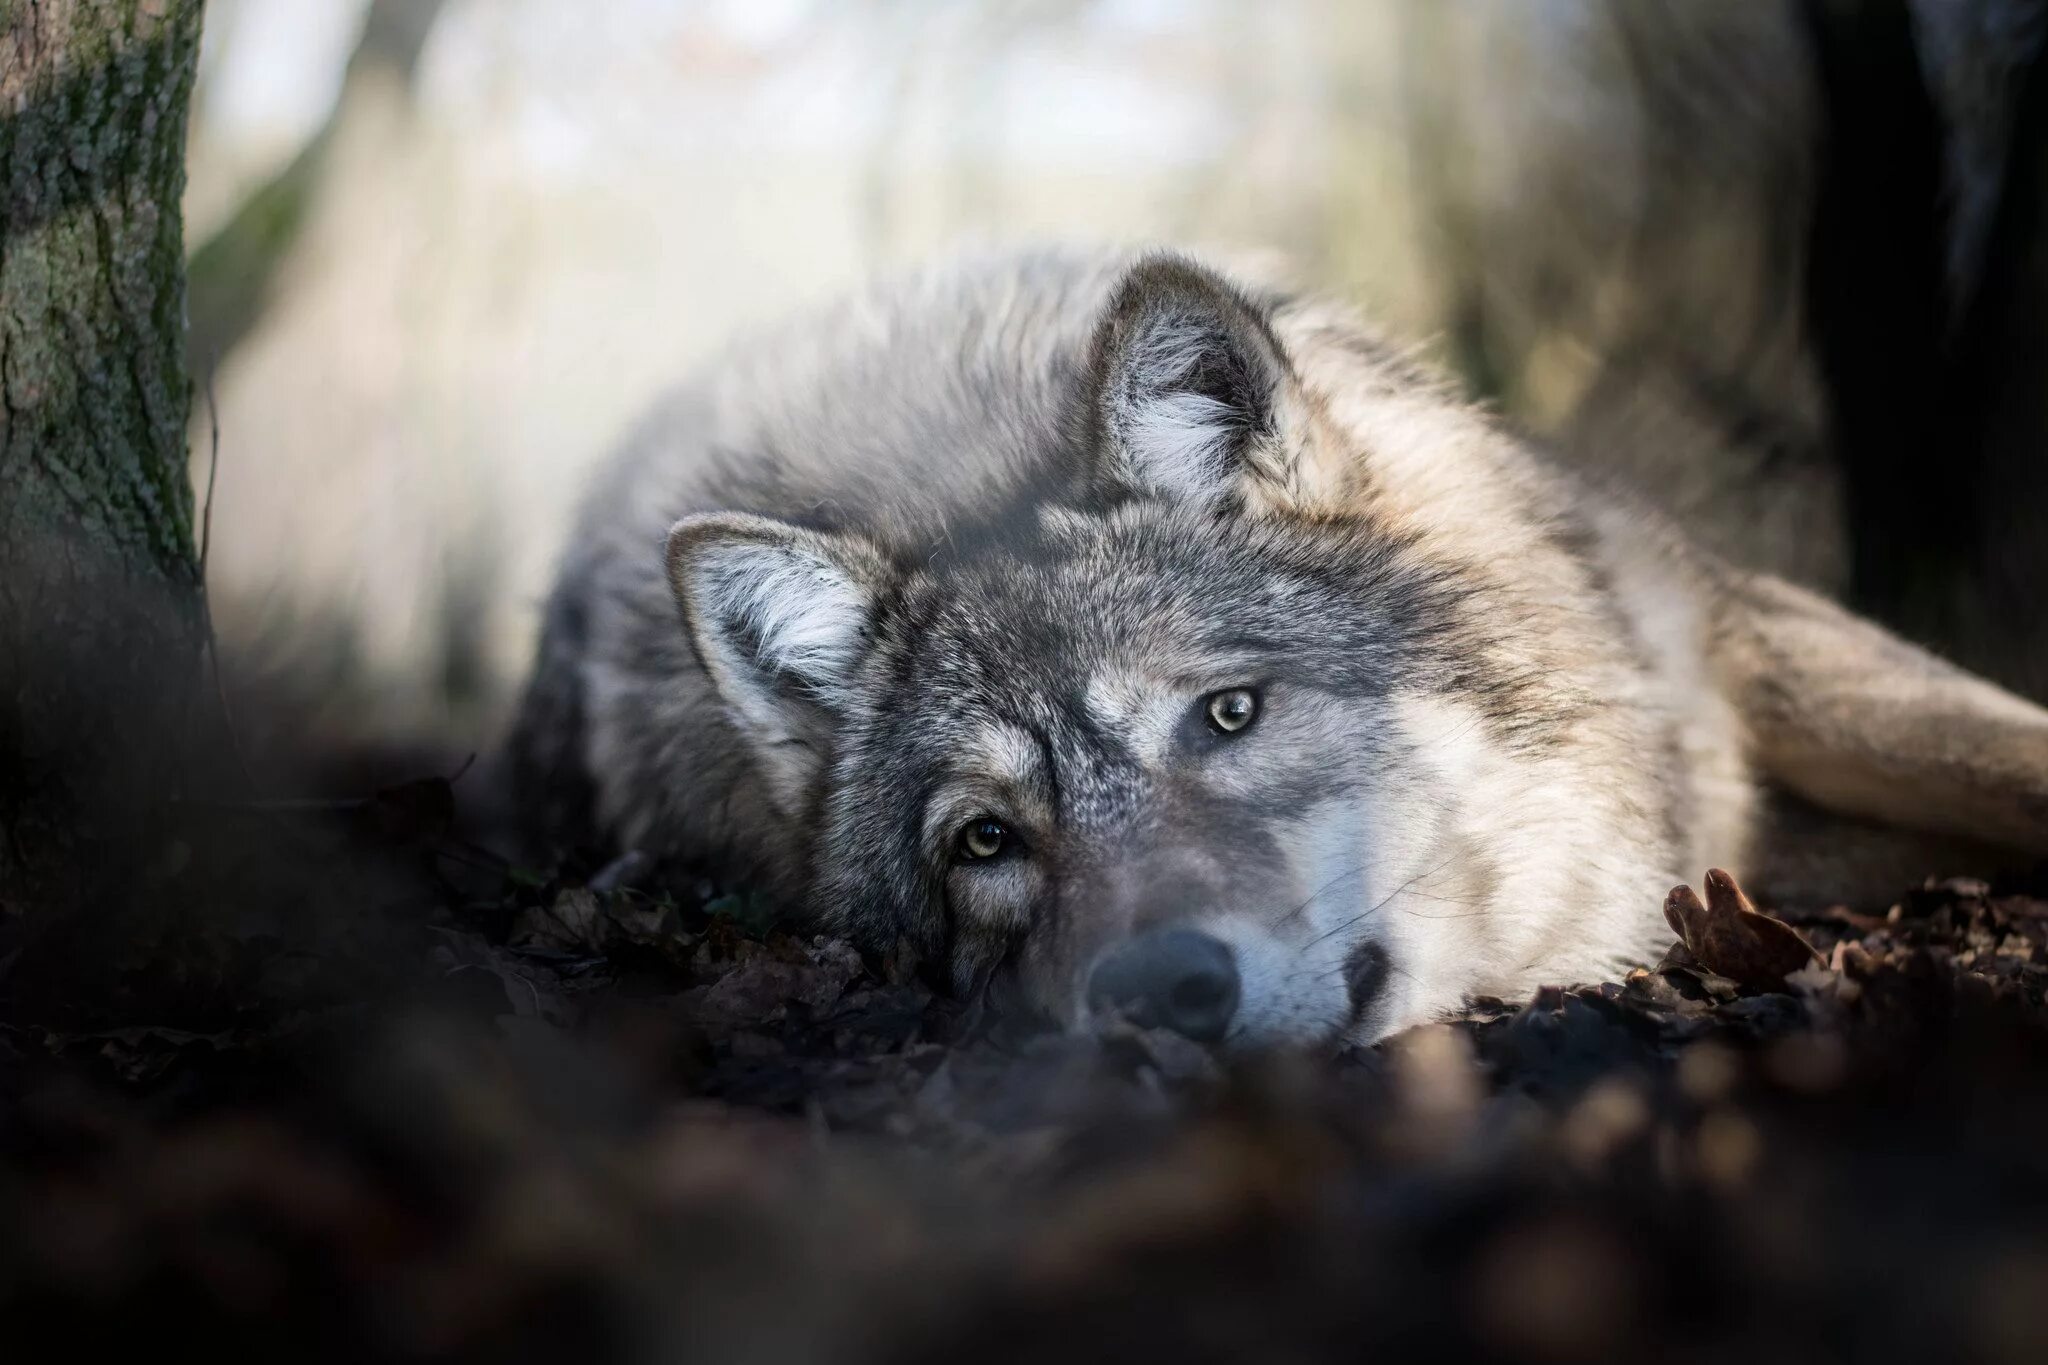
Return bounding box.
[664,257,1525,1047]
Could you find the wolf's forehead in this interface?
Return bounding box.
[927,537,1239,662]
[935,668,1190,768]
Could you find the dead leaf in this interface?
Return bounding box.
[511,889,694,967]
[680,940,863,1027]
[1663,868,1821,990]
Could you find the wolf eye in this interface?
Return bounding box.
[956,817,1010,862]
[1204,687,1259,734]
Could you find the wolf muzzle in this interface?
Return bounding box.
[1087,928,1241,1043]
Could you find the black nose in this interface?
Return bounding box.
[1087,929,1240,1043]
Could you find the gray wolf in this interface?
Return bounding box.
[509,248,2048,1048]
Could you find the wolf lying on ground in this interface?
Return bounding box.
[510,249,2048,1048]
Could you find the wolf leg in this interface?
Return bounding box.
[1709,570,2048,859]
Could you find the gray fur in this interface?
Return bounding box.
[510,247,2048,1047]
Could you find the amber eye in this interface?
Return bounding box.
[1205,687,1259,734]
[957,817,1009,861]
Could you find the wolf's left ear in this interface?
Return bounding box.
[1086,255,1306,505]
[665,513,892,799]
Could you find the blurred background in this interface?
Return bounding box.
[182,0,2048,760]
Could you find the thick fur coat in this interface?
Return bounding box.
[511,249,2048,1046]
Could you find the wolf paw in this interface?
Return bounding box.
[1663,868,1822,990]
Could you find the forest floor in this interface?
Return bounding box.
[5,770,2048,1364]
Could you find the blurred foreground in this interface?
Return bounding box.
[5,792,2048,1363]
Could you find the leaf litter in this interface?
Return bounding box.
[5,794,2048,1365]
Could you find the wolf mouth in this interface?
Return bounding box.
[1343,940,1392,1033]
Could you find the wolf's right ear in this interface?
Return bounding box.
[666,513,891,794]
[1086,255,1310,507]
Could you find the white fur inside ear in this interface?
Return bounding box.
[1115,314,1247,498]
[689,538,869,699]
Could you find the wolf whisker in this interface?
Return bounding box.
[1300,853,1463,951]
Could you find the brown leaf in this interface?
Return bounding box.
[1663,868,1822,990]
[511,888,693,967]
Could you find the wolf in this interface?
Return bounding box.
[509,248,2048,1048]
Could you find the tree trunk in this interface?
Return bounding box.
[0,1,207,930]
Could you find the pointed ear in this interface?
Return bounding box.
[665,512,891,786]
[1087,255,1306,504]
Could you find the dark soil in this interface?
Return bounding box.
[5,775,2048,1364]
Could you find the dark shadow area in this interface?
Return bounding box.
[5,737,2048,1362]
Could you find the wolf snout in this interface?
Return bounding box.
[1087,929,1241,1043]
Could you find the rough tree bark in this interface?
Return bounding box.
[0,0,207,929]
